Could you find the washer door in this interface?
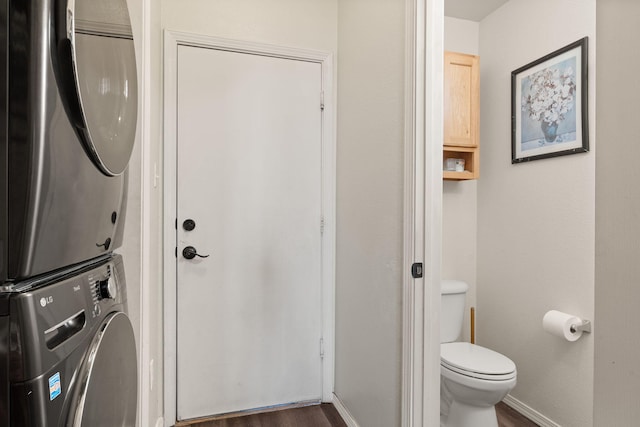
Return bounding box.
[58,0,138,176]
[68,311,137,427]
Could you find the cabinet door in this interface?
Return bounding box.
[444,51,479,147]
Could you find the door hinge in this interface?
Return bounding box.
[320,91,325,111]
[175,218,177,229]
[175,247,178,258]
[320,216,325,235]
[411,262,423,279]
[320,338,325,358]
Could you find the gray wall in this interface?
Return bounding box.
[477,1,595,425]
[334,0,405,425]
[594,0,640,424]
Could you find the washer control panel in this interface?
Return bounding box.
[98,276,117,300]
[9,254,127,386]
[88,264,119,318]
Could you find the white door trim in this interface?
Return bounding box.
[162,30,335,426]
[138,0,152,426]
[401,0,443,426]
[422,0,444,424]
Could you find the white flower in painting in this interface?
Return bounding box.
[522,65,576,125]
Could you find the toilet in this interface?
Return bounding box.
[440,280,517,427]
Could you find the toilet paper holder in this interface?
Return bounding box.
[569,319,591,334]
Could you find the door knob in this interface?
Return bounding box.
[182,246,210,260]
[183,219,196,231]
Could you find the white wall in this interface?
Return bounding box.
[594,0,640,424]
[444,16,478,54]
[443,17,478,342]
[161,0,337,52]
[477,1,595,426]
[334,1,405,425]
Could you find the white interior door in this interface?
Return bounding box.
[175,45,324,421]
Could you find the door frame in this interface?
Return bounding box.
[401,0,443,426]
[162,30,335,425]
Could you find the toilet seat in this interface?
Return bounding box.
[441,342,516,381]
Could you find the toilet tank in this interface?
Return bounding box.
[441,279,469,343]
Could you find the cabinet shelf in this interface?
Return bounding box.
[443,170,475,180]
[444,146,478,180]
[444,51,479,181]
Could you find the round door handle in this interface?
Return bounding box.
[182,246,210,260]
[183,219,196,231]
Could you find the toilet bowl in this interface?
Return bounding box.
[440,342,516,427]
[440,280,517,427]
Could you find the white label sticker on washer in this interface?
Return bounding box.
[49,372,61,401]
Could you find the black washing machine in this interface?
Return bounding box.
[0,254,137,426]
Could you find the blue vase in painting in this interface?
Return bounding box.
[541,120,558,143]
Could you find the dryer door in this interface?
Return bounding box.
[59,0,138,176]
[68,311,137,427]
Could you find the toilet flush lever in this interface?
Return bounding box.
[570,319,592,334]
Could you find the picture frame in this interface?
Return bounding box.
[511,37,589,163]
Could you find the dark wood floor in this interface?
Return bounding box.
[181,402,537,427]
[182,404,347,427]
[497,402,540,427]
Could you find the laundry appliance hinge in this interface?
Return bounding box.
[320,91,325,111]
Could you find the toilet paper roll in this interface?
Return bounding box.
[542,310,583,342]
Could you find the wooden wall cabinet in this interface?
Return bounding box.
[443,51,479,180]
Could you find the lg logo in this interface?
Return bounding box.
[40,296,54,307]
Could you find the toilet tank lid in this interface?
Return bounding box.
[441,279,469,295]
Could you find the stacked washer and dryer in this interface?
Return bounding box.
[0,0,138,425]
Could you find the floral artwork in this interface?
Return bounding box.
[521,59,576,145]
[511,38,588,163]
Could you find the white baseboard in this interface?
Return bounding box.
[155,417,164,427]
[332,393,360,427]
[503,394,560,427]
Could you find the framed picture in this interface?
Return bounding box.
[511,37,589,163]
